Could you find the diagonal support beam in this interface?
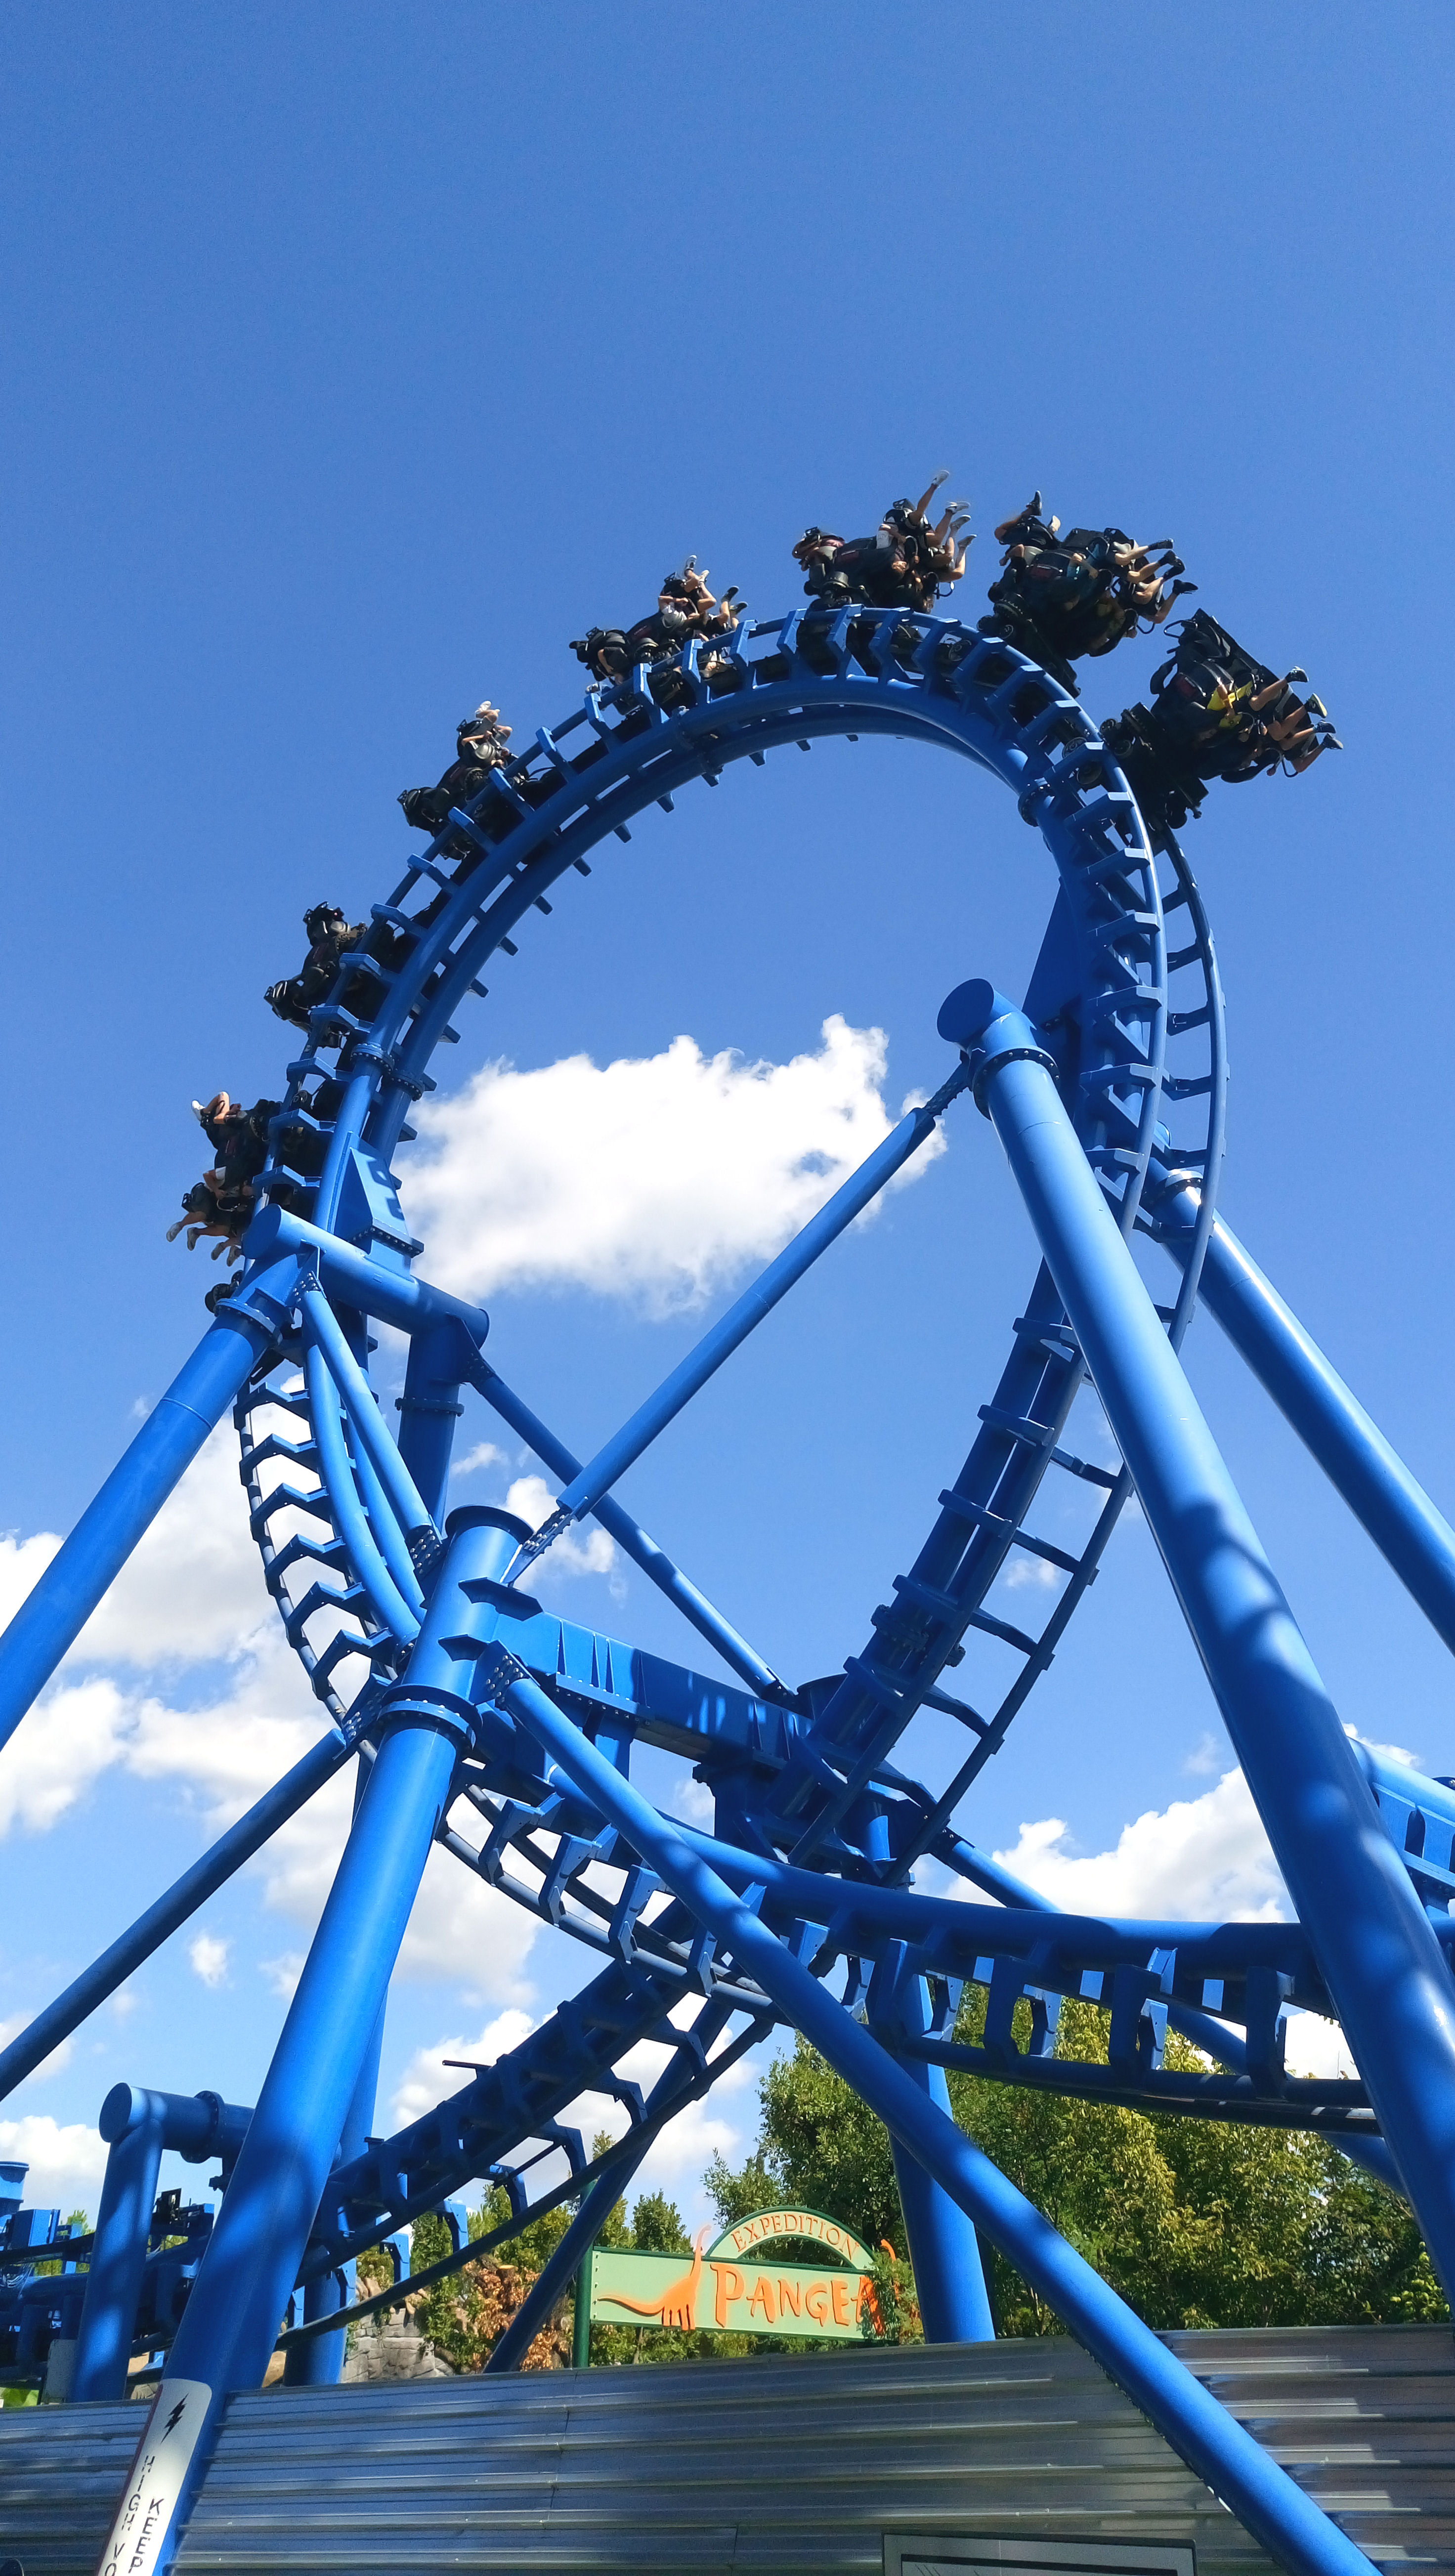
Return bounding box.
[529,1064,969,1552]
[482,2133,656,2376]
[0,1258,300,1758]
[466,1353,792,1702]
[479,1644,1377,2576]
[1151,1167,1455,1658]
[0,1726,359,2103]
[482,2005,741,2373]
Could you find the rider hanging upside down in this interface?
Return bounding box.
[570,559,747,691]
[398,700,514,841]
[1100,608,1341,841]
[981,495,1195,694]
[265,902,418,1039]
[792,474,972,615]
[264,903,367,1032]
[166,1092,280,1269]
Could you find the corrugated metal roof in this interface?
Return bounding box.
[3,2325,1453,2576]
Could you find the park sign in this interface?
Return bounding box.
[588,2205,874,2341]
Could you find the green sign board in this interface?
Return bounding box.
[588,2204,874,2342]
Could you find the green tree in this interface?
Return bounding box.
[707,1997,1447,2338]
[32,2209,91,2280]
[628,2191,689,2255]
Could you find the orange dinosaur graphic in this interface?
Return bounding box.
[599,2226,710,2329]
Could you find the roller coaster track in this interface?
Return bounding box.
[11,592,1455,2576]
[238,606,1225,1890]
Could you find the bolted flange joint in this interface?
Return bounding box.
[369,1504,536,1752]
[936,979,1061,1118]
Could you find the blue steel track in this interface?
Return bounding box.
[4,604,1455,2576]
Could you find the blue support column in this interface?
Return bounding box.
[946,982,1455,2291]
[284,1785,387,2390]
[285,2269,348,2383]
[130,1508,516,2571]
[482,1648,1379,2576]
[0,1268,296,1757]
[875,1948,994,2342]
[72,2088,253,2402]
[396,1320,472,1530]
[70,2088,166,2403]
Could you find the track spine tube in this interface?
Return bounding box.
[968,996,1455,2283]
[482,1647,1377,2576]
[303,1338,418,1641]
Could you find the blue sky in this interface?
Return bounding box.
[1,5,1452,2227]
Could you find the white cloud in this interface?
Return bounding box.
[77,1425,277,1670]
[454,1442,508,1478]
[1002,1556,1059,1593]
[398,1849,540,1991]
[1284,2011,1357,2081]
[390,2009,537,2130]
[188,1934,230,1989]
[0,1586,540,2006]
[0,2115,108,2215]
[0,1531,62,1636]
[668,1774,714,1828]
[0,2018,71,2083]
[994,1766,1289,1922]
[1350,1728,1418,1768]
[405,1017,942,1314]
[504,1476,616,1583]
[0,1676,132,1839]
[259,1952,305,2002]
[562,2019,766,2227]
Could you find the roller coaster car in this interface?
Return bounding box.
[793,474,971,616]
[398,701,514,839]
[166,1092,281,1264]
[980,495,1194,694]
[571,560,746,696]
[1101,610,1341,838]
